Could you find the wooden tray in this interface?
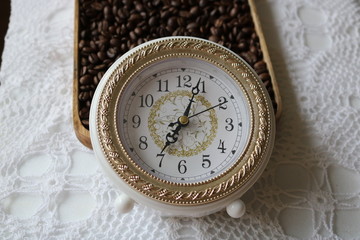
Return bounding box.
[73,0,282,149]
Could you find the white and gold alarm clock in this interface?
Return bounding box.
[89,36,275,218]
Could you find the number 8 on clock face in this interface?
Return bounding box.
[118,57,250,184]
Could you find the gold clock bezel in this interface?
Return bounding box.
[95,37,273,205]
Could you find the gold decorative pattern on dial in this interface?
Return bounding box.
[96,37,274,205]
[148,90,218,157]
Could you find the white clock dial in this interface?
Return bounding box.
[117,57,250,183]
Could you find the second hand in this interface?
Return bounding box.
[188,98,228,119]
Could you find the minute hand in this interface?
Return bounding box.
[188,98,228,119]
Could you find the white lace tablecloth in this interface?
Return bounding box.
[1,0,360,239]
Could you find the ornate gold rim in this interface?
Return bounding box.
[96,37,273,205]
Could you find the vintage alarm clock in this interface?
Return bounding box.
[89,37,275,218]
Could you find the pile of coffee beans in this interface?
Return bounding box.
[77,0,276,128]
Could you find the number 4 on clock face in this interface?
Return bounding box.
[218,140,227,153]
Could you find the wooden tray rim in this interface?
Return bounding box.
[72,0,282,149]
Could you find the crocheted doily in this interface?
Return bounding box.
[0,0,359,239]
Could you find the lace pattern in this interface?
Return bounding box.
[1,0,360,239]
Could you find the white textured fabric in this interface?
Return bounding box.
[1,0,360,239]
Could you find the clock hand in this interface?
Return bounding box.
[162,79,202,153]
[160,124,181,154]
[169,78,202,127]
[183,78,201,117]
[188,97,228,119]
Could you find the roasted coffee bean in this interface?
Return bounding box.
[79,91,90,101]
[199,0,208,8]
[263,79,270,88]
[110,38,121,46]
[170,0,180,7]
[238,41,248,51]
[179,11,189,18]
[189,6,200,16]
[254,60,266,70]
[79,40,86,49]
[210,26,221,36]
[239,15,251,26]
[134,27,143,36]
[85,100,91,108]
[214,18,224,28]
[209,35,219,42]
[241,27,253,36]
[94,64,107,70]
[251,32,259,41]
[77,0,277,129]
[97,71,104,80]
[103,6,112,20]
[93,75,100,85]
[148,16,157,27]
[91,2,103,11]
[81,119,89,127]
[103,59,113,67]
[80,85,92,91]
[80,66,87,76]
[259,72,271,81]
[255,67,268,75]
[186,22,199,31]
[89,40,97,50]
[79,74,92,85]
[168,17,178,29]
[230,7,239,17]
[135,2,144,12]
[160,10,171,19]
[79,107,89,119]
[81,47,94,53]
[129,13,142,23]
[240,51,257,64]
[97,51,106,61]
[89,53,99,64]
[106,48,117,58]
[249,45,258,55]
[88,67,98,75]
[218,5,226,14]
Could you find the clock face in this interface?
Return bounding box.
[117,57,251,183]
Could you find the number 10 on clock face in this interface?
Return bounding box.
[118,58,250,184]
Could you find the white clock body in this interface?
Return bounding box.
[89,37,275,218]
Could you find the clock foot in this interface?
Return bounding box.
[115,193,135,214]
[226,199,246,218]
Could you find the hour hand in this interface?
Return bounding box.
[161,124,181,153]
[183,78,202,117]
[168,121,177,127]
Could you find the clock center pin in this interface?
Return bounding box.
[178,116,189,126]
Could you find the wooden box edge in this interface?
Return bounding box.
[72,0,282,149]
